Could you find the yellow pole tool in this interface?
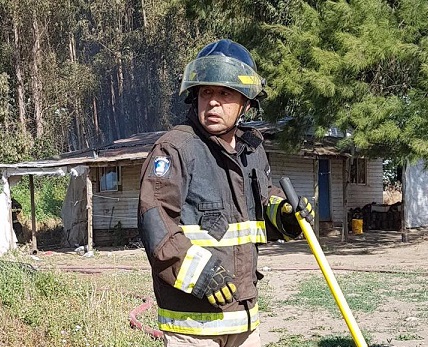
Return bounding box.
[279,177,368,347]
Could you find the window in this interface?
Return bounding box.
[99,166,121,191]
[350,158,367,184]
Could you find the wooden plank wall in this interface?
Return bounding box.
[91,165,141,230]
[330,159,344,224]
[89,155,383,230]
[269,153,384,225]
[348,158,384,208]
[269,153,315,203]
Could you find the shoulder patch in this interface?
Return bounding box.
[153,156,171,177]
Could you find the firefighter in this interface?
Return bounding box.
[138,39,314,347]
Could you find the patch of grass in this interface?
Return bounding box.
[396,333,423,341]
[258,278,274,313]
[286,271,428,316]
[264,333,361,347]
[286,273,383,316]
[11,175,68,223]
[385,272,428,303]
[269,269,428,346]
[0,259,161,347]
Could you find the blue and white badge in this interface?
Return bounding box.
[153,156,171,177]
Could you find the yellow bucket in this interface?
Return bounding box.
[352,219,363,234]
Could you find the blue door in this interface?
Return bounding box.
[318,159,331,221]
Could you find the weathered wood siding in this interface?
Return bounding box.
[348,158,384,208]
[269,153,315,203]
[91,165,141,230]
[329,158,383,223]
[268,153,383,225]
[330,159,344,224]
[90,155,383,230]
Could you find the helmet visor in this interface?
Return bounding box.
[180,56,264,100]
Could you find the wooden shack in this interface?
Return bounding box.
[0,125,384,250]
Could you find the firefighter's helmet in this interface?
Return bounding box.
[180,39,266,100]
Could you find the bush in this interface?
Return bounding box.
[11,175,69,224]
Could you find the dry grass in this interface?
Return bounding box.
[0,250,161,347]
[383,188,402,205]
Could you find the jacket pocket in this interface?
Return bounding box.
[198,201,229,241]
[234,243,257,300]
[201,211,229,241]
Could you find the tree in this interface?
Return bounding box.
[180,0,428,163]
[0,0,202,159]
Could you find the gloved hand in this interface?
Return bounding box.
[205,265,238,307]
[281,196,315,224]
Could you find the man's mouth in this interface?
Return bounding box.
[206,113,221,122]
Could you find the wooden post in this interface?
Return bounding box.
[342,157,350,242]
[401,161,408,242]
[29,175,38,254]
[313,158,320,239]
[86,172,93,251]
[2,176,15,250]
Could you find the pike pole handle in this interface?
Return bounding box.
[279,177,367,347]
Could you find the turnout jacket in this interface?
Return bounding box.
[138,111,294,336]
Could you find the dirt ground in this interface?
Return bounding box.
[30,227,428,347]
[258,228,428,347]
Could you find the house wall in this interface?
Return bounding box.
[90,155,384,233]
[348,158,384,208]
[91,165,141,230]
[269,154,315,200]
[330,159,344,224]
[268,153,384,226]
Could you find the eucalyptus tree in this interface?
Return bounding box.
[0,0,97,159]
[75,0,203,143]
[0,0,41,161]
[1,0,197,158]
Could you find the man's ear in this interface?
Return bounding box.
[243,98,252,112]
[185,87,199,104]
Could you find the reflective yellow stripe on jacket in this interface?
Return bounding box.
[181,220,267,247]
[266,195,283,229]
[158,303,260,335]
[174,245,212,293]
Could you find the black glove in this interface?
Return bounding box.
[278,196,314,240]
[282,196,315,224]
[205,265,239,307]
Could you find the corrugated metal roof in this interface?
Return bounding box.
[0,131,166,176]
[0,125,349,177]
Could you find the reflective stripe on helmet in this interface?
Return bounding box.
[158,303,260,335]
[173,245,212,293]
[180,220,267,247]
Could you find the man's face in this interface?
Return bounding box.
[197,86,247,136]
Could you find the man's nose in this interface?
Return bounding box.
[208,93,221,105]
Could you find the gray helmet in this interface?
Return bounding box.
[180,39,266,100]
